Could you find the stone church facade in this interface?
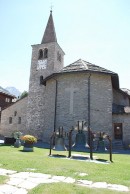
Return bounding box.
[0,11,130,148]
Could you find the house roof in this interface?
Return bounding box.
[41,11,57,44]
[121,88,130,96]
[0,86,16,98]
[43,59,119,89]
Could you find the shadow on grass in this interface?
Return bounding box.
[71,155,90,160]
[18,150,34,153]
[49,154,67,158]
[96,159,108,162]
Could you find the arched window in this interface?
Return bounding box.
[44,48,48,58]
[40,76,44,85]
[38,49,43,60]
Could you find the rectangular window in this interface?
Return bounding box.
[9,117,12,124]
[18,117,21,124]
[14,111,17,116]
[5,98,10,102]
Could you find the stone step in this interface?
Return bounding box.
[112,141,124,150]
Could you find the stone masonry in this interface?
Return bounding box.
[0,97,28,136]
[43,71,113,142]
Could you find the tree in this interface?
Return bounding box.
[20,91,28,99]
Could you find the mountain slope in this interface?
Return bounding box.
[5,87,21,98]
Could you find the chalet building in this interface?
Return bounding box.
[0,86,16,122]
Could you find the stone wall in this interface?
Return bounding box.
[42,72,113,142]
[90,73,113,136]
[26,42,64,139]
[43,79,56,142]
[0,97,28,137]
[113,114,130,148]
[56,73,89,130]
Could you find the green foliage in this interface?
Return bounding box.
[20,91,28,99]
[12,131,22,139]
[0,175,8,184]
[28,182,125,194]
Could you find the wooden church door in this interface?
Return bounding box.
[114,123,123,140]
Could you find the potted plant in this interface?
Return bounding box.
[21,135,37,152]
[12,131,22,148]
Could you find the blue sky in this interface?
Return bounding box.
[0,0,130,92]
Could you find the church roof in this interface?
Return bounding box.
[43,59,119,89]
[41,11,57,44]
[0,86,15,98]
[61,59,116,75]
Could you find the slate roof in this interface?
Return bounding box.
[61,59,116,75]
[43,59,119,89]
[121,88,130,96]
[0,86,15,98]
[41,11,57,44]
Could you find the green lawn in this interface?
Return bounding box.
[0,175,8,184]
[28,182,126,194]
[0,145,130,193]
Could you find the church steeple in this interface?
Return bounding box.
[27,9,64,136]
[41,11,57,44]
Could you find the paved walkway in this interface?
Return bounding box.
[0,168,129,194]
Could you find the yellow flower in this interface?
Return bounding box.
[21,135,37,143]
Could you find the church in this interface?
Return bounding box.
[0,11,130,148]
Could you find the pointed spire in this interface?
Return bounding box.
[41,11,57,44]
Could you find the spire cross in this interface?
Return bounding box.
[50,3,54,13]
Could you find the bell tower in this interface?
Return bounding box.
[26,11,65,137]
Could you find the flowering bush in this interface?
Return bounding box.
[12,131,22,139]
[21,135,37,144]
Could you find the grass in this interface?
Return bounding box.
[0,175,8,184]
[28,182,126,194]
[0,145,130,193]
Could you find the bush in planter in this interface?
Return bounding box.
[12,131,23,148]
[21,135,37,144]
[12,131,23,139]
[21,135,37,152]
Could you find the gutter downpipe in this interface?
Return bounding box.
[88,73,93,160]
[53,78,58,133]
